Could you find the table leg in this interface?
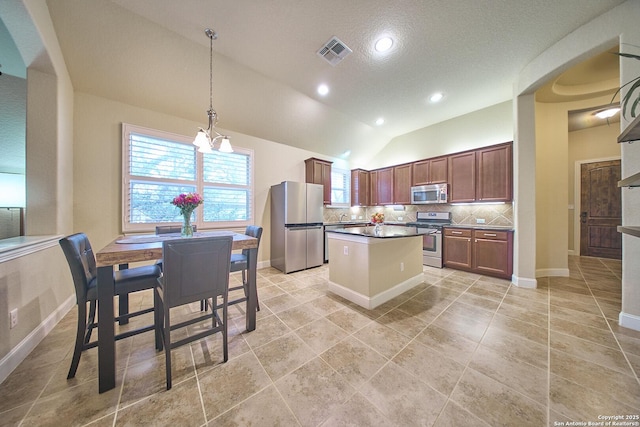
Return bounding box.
[97,265,116,393]
[118,263,129,325]
[245,247,257,331]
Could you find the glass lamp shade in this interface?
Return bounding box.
[198,143,213,153]
[219,137,233,153]
[193,130,209,147]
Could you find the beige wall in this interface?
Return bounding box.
[567,123,621,253]
[516,0,640,327]
[367,101,513,170]
[73,92,339,264]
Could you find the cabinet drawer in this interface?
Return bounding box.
[473,230,509,240]
[444,228,472,238]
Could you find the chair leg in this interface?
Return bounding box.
[84,300,97,345]
[242,270,260,311]
[68,302,88,379]
[164,303,172,390]
[222,304,228,362]
[154,289,163,351]
[118,293,129,325]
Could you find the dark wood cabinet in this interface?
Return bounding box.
[305,157,332,204]
[443,228,472,269]
[351,169,370,206]
[376,167,394,205]
[472,229,513,278]
[393,163,413,204]
[413,156,448,185]
[448,152,476,203]
[369,170,378,206]
[476,143,512,202]
[444,227,513,279]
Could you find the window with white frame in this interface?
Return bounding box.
[331,167,350,206]
[122,123,254,233]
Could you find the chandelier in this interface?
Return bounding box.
[193,28,233,153]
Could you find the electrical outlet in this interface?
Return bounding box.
[351,214,356,220]
[476,218,486,224]
[10,309,18,329]
[400,262,404,272]
[398,216,403,221]
[343,246,349,255]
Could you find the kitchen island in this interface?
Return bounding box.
[325,225,423,309]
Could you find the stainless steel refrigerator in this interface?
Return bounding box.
[270,181,324,273]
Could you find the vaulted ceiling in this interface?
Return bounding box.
[2,0,627,167]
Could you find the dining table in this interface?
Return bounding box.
[94,230,259,393]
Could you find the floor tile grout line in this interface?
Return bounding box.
[546,276,552,426]
[573,259,640,386]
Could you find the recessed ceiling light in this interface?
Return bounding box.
[317,84,329,96]
[594,107,620,119]
[429,92,444,103]
[375,37,393,52]
[375,118,385,126]
[341,150,351,158]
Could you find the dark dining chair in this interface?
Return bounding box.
[154,235,233,390]
[228,225,263,311]
[59,233,161,379]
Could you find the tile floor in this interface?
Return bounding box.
[1,256,639,426]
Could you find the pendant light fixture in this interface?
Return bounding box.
[193,28,233,153]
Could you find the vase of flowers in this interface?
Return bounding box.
[171,192,203,238]
[371,212,384,233]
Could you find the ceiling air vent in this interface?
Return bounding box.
[317,36,352,66]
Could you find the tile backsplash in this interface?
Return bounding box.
[324,203,513,228]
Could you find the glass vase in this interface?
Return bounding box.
[374,223,382,234]
[181,211,194,238]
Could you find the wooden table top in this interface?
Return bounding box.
[96,232,258,267]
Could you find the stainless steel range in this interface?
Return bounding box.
[407,212,451,268]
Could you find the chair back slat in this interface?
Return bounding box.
[162,236,233,308]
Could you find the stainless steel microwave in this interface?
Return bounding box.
[411,184,448,204]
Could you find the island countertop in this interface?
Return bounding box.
[325,224,421,238]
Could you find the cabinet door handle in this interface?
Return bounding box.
[483,233,497,237]
[451,231,463,235]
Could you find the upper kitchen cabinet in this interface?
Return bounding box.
[393,163,413,204]
[351,169,370,206]
[370,170,379,206]
[412,156,448,185]
[305,157,332,204]
[476,143,513,202]
[448,151,476,203]
[376,167,394,205]
[448,142,513,203]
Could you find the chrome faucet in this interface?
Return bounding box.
[339,213,347,222]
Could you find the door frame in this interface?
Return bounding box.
[572,155,621,256]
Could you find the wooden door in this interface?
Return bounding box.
[580,160,621,259]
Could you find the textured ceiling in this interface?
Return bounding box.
[3,0,629,167]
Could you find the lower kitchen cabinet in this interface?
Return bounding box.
[443,228,472,270]
[444,227,513,279]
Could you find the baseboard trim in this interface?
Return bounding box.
[328,273,424,309]
[619,311,640,332]
[0,295,75,384]
[536,268,570,278]
[511,275,537,288]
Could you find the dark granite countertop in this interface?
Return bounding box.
[325,225,422,238]
[444,224,514,231]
